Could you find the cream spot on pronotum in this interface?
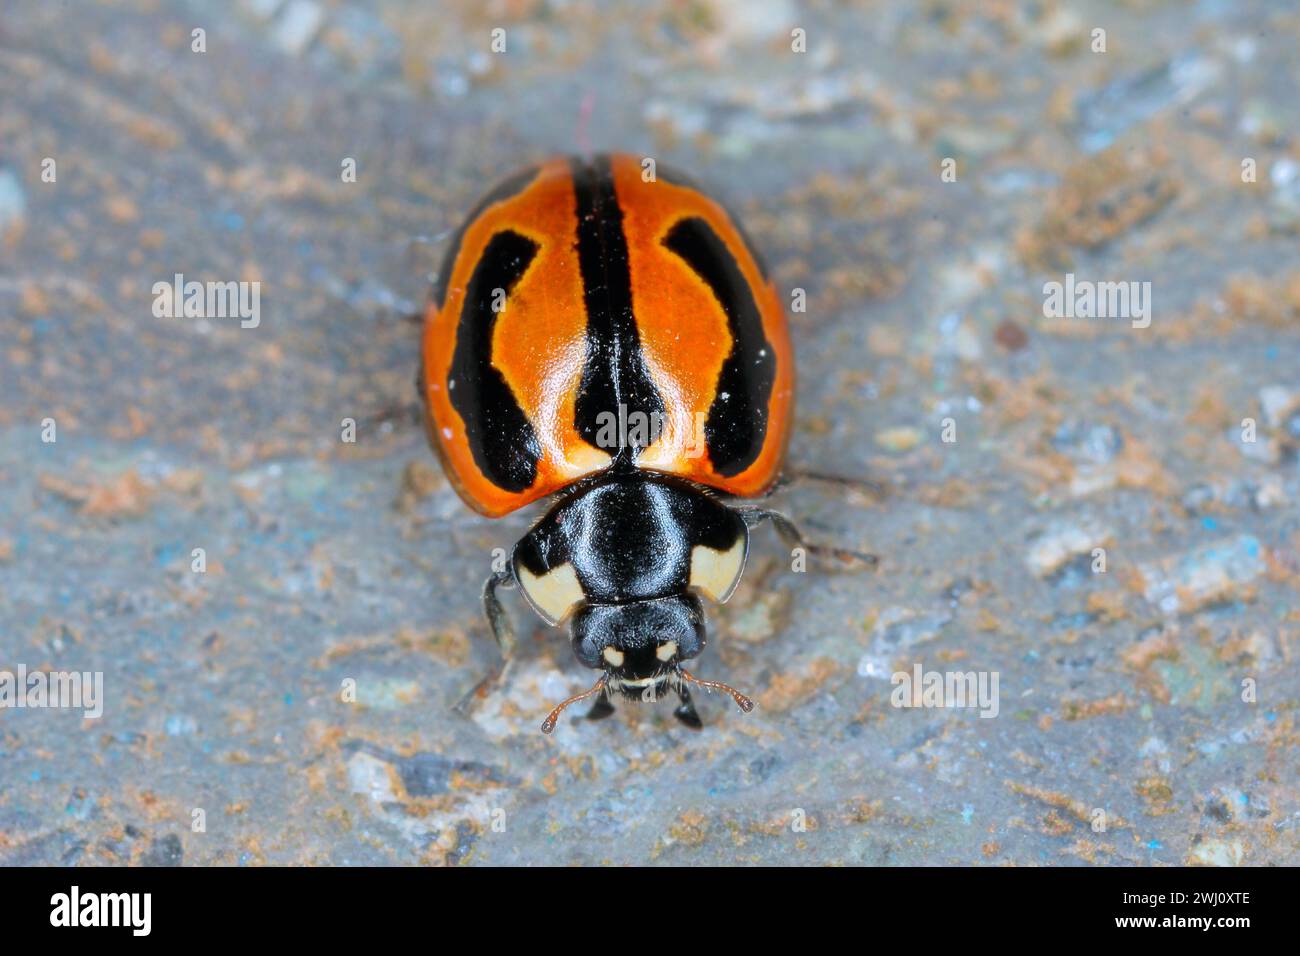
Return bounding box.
[516,562,584,625]
[688,536,747,603]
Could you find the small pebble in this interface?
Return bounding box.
[271,0,324,55]
[0,167,27,239]
[874,426,923,453]
[994,319,1028,351]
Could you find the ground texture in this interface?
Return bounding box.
[1,0,1298,865]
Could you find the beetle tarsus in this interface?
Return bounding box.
[453,569,517,716]
[585,694,616,721]
[741,507,878,570]
[673,685,703,729]
[358,401,422,435]
[782,468,887,500]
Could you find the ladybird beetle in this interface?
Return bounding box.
[420,154,871,734]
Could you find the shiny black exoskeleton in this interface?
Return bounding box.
[458,466,874,734]
[515,473,744,714]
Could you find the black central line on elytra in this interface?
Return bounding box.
[570,155,665,461]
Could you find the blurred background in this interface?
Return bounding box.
[0,0,1297,865]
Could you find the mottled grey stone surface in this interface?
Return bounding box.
[1,0,1297,866]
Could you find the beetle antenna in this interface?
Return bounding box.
[541,675,608,734]
[677,669,755,714]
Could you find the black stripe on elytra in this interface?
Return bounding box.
[655,162,771,282]
[570,155,665,460]
[433,164,541,310]
[663,216,775,477]
[449,230,541,492]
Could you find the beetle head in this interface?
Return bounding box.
[540,592,753,733]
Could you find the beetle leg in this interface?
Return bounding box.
[739,508,878,571]
[453,569,518,714]
[585,694,616,721]
[783,468,887,500]
[673,684,703,730]
[357,401,422,435]
[350,359,429,439]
